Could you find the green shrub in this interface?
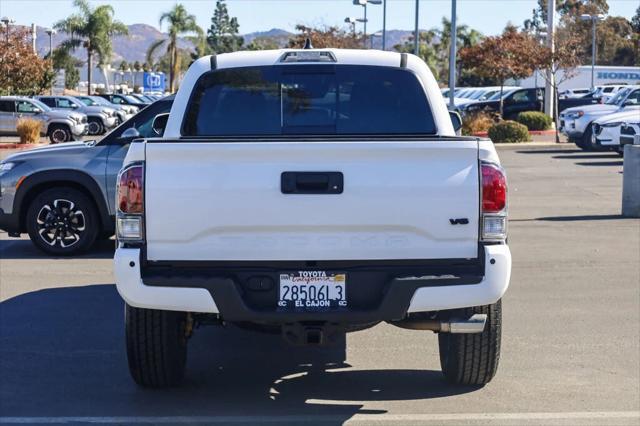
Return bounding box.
[516,111,552,131]
[488,121,531,143]
[462,111,495,135]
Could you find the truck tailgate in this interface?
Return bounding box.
[144,140,479,261]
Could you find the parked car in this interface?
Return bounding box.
[559,88,591,99]
[130,94,154,104]
[592,84,628,102]
[114,49,511,388]
[461,87,600,120]
[592,107,640,154]
[75,95,135,125]
[97,93,147,110]
[619,121,640,148]
[0,96,173,255]
[0,96,87,144]
[560,85,640,150]
[36,95,118,136]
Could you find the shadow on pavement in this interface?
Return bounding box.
[575,161,623,167]
[552,154,620,160]
[516,149,582,154]
[0,285,476,422]
[0,238,114,260]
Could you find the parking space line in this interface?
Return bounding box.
[1,411,639,424]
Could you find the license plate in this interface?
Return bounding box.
[278,271,347,310]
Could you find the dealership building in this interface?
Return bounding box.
[515,65,640,91]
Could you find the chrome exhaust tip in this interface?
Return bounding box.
[389,313,487,334]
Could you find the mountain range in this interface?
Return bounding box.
[32,24,415,66]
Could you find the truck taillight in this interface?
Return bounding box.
[116,164,144,242]
[481,162,507,241]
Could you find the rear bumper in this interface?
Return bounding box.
[114,245,511,320]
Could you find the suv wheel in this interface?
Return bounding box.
[87,118,104,135]
[125,304,189,387]
[26,187,99,256]
[48,124,71,144]
[438,299,501,385]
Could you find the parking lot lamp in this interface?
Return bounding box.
[580,13,605,91]
[1,17,14,42]
[353,0,382,48]
[414,0,420,55]
[448,0,457,108]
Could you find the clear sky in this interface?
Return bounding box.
[0,0,637,36]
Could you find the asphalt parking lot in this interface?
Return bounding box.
[0,145,638,425]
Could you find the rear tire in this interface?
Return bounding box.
[48,124,71,144]
[438,300,502,386]
[125,304,189,387]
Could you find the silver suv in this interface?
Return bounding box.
[0,96,173,255]
[0,96,88,144]
[75,95,135,125]
[36,95,118,136]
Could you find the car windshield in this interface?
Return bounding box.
[184,65,436,137]
[607,89,630,105]
[77,97,96,106]
[29,98,52,112]
[89,96,113,106]
[125,95,143,104]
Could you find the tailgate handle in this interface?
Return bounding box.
[281,172,343,194]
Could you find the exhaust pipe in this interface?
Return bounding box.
[390,313,487,334]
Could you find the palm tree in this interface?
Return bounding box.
[54,0,128,94]
[147,4,203,92]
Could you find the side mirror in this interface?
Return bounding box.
[119,127,140,140]
[449,111,463,133]
[33,108,43,114]
[152,113,169,136]
[71,104,79,109]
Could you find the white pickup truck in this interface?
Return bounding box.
[114,48,511,388]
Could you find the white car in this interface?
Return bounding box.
[559,88,591,99]
[114,48,512,388]
[592,108,640,153]
[560,85,640,150]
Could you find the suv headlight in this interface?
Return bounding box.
[0,161,19,175]
[602,121,623,128]
[566,111,584,119]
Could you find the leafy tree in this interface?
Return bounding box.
[288,25,363,49]
[147,4,203,92]
[0,28,55,95]
[395,18,483,84]
[524,0,637,66]
[207,0,243,53]
[460,26,544,116]
[54,0,128,94]
[533,33,583,141]
[245,37,280,51]
[632,6,640,33]
[64,62,80,90]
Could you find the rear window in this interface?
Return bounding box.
[182,65,436,136]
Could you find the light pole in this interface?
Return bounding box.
[1,17,14,43]
[580,13,605,91]
[353,0,381,48]
[382,0,387,50]
[448,0,457,108]
[45,28,56,94]
[413,0,420,55]
[344,16,367,38]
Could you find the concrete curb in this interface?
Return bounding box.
[472,129,556,138]
[0,143,49,150]
[494,142,577,150]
